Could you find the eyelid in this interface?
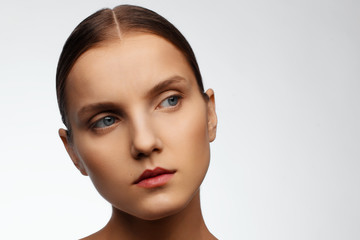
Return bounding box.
[89,112,121,130]
[156,93,183,110]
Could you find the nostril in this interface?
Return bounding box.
[133,147,161,160]
[135,152,147,160]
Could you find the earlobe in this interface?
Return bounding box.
[58,128,88,176]
[205,89,217,142]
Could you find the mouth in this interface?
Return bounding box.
[133,167,176,188]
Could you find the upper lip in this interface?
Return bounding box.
[133,167,176,184]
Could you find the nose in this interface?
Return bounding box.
[130,115,162,160]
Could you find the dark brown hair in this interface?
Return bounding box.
[56,4,204,132]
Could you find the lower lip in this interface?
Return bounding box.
[136,173,175,188]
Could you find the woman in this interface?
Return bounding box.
[56,5,218,239]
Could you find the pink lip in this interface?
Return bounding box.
[134,167,176,188]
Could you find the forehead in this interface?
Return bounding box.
[66,33,196,111]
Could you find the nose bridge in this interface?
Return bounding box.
[130,108,161,159]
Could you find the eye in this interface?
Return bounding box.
[93,116,117,128]
[159,95,181,108]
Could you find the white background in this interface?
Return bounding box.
[0,0,359,239]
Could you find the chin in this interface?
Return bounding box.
[137,207,180,221]
[130,191,194,221]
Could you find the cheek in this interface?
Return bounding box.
[183,110,211,182]
[160,99,211,183]
[72,130,134,198]
[181,111,209,159]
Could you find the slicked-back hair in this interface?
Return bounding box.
[56,5,204,133]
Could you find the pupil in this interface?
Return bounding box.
[104,117,114,126]
[168,96,178,106]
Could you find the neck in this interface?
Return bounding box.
[92,190,216,240]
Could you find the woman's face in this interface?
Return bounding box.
[59,33,217,220]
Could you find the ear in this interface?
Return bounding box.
[205,89,217,142]
[58,128,88,176]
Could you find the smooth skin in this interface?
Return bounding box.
[59,33,217,240]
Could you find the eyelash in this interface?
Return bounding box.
[157,94,183,110]
[90,114,120,131]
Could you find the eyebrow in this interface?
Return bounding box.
[146,76,187,98]
[78,102,120,120]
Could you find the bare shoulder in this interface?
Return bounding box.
[209,234,218,240]
[79,233,98,240]
[79,229,107,240]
